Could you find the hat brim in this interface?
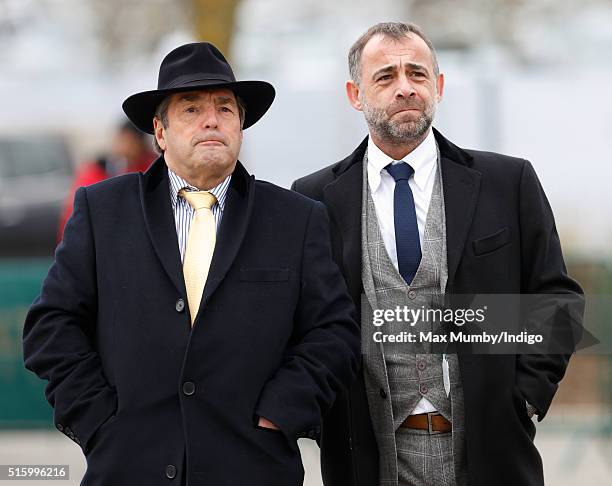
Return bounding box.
[122,80,275,134]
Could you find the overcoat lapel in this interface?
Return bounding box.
[322,138,368,306]
[140,156,186,296]
[199,161,254,316]
[434,129,482,289]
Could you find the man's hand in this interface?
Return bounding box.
[526,401,538,420]
[257,416,280,430]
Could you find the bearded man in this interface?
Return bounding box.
[292,22,583,486]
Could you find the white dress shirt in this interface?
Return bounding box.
[367,129,438,268]
[367,129,441,415]
[168,169,231,263]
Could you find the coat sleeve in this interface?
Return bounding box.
[23,187,117,451]
[515,160,584,420]
[254,200,360,441]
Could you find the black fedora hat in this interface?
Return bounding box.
[122,42,275,134]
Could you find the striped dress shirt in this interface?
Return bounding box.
[167,168,231,263]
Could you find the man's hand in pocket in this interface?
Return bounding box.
[257,416,280,430]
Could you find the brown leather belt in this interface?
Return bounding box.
[401,412,452,434]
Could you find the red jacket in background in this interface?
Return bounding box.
[58,153,155,241]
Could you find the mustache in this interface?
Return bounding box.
[193,133,227,145]
[388,99,424,114]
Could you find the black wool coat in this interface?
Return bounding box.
[291,129,583,486]
[24,157,360,486]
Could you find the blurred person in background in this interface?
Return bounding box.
[23,42,359,486]
[57,120,156,240]
[293,21,583,486]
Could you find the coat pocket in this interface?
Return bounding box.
[85,410,119,455]
[472,227,510,256]
[240,268,290,282]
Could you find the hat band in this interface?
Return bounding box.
[163,73,236,90]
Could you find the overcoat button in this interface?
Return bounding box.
[165,464,176,479]
[182,381,195,396]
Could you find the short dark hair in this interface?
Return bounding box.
[348,22,439,85]
[152,92,247,154]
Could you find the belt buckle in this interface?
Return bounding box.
[427,412,441,434]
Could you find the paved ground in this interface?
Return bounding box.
[0,417,610,485]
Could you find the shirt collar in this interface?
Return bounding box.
[366,128,437,192]
[168,167,231,211]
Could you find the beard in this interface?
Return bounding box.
[361,95,436,145]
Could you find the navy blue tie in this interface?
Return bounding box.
[385,162,421,284]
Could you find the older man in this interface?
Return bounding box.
[23,42,359,486]
[292,22,583,486]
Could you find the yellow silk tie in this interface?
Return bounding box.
[180,190,217,325]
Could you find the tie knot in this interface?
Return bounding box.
[180,190,217,210]
[385,162,414,182]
